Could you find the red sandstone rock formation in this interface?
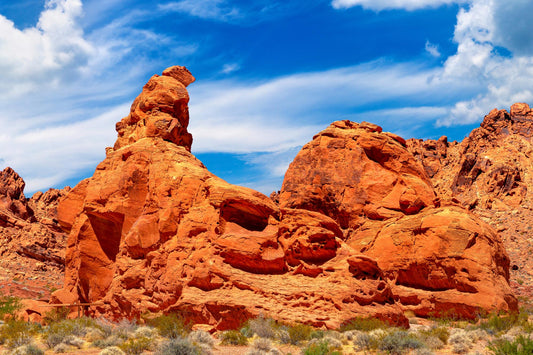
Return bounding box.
[281,121,517,318]
[54,67,407,329]
[407,103,533,298]
[53,66,516,329]
[0,168,67,299]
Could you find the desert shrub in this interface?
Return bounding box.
[86,327,106,342]
[100,346,126,355]
[0,319,40,348]
[132,326,157,339]
[246,337,281,355]
[419,335,444,350]
[413,349,434,355]
[63,335,85,348]
[155,338,200,355]
[43,306,70,324]
[119,336,153,355]
[448,330,473,354]
[477,311,528,335]
[0,293,21,321]
[339,316,388,332]
[10,343,44,355]
[149,313,191,338]
[286,323,314,344]
[220,330,248,345]
[114,319,138,339]
[53,342,70,353]
[251,337,273,351]
[311,330,326,339]
[188,330,215,348]
[247,316,277,339]
[44,317,95,347]
[488,335,533,355]
[378,330,424,354]
[93,335,123,348]
[353,331,380,351]
[95,317,115,338]
[419,326,449,344]
[277,329,291,344]
[302,339,341,355]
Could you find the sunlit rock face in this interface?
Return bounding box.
[53,66,517,329]
[407,102,533,299]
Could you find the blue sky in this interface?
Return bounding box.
[0,0,533,195]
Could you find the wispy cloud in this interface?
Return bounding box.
[221,62,240,74]
[158,0,323,24]
[0,0,196,193]
[158,0,241,22]
[425,40,441,57]
[331,0,466,11]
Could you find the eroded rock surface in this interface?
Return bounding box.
[0,168,67,299]
[281,121,517,318]
[53,66,516,329]
[406,103,533,298]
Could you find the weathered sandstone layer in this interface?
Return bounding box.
[52,66,516,328]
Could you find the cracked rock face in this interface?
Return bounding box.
[406,103,533,299]
[0,167,67,301]
[53,66,517,329]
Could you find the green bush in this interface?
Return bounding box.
[302,339,341,355]
[339,317,388,332]
[220,330,248,345]
[148,313,191,338]
[286,323,314,344]
[0,319,40,348]
[119,336,153,355]
[477,312,526,334]
[44,317,96,347]
[488,335,533,355]
[43,306,70,324]
[0,293,21,320]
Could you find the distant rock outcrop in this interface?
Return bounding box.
[407,103,533,297]
[52,66,517,328]
[0,168,67,299]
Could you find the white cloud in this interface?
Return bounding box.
[221,63,240,74]
[158,0,240,21]
[188,61,455,154]
[436,0,533,125]
[0,104,128,192]
[158,0,323,24]
[0,0,94,96]
[331,0,465,11]
[0,0,195,193]
[425,41,441,57]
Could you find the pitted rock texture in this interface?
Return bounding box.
[54,68,407,329]
[114,65,194,151]
[280,120,436,233]
[53,67,516,329]
[0,168,67,299]
[281,121,517,318]
[406,103,533,298]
